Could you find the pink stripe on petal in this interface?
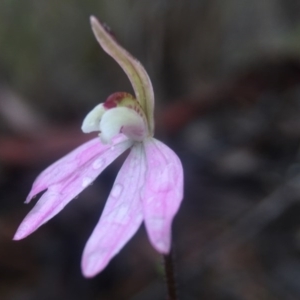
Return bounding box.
[81,143,146,278]
[14,139,132,240]
[142,138,184,254]
[26,134,128,203]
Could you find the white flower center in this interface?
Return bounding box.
[81,93,148,143]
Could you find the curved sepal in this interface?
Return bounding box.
[90,16,155,134]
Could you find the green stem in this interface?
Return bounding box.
[163,247,178,300]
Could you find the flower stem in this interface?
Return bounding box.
[163,247,178,300]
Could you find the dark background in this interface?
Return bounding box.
[1,0,300,299]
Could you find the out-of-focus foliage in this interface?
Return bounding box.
[1,0,300,119]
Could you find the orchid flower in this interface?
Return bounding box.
[14,16,184,278]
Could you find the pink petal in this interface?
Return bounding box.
[13,138,132,240]
[81,143,146,277]
[26,134,128,203]
[142,138,184,253]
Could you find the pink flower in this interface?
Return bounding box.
[14,16,184,278]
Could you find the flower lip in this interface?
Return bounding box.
[99,106,147,143]
[81,104,106,133]
[82,92,148,143]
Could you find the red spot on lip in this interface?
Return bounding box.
[103,92,135,109]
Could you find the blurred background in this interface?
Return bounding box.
[1,0,300,299]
